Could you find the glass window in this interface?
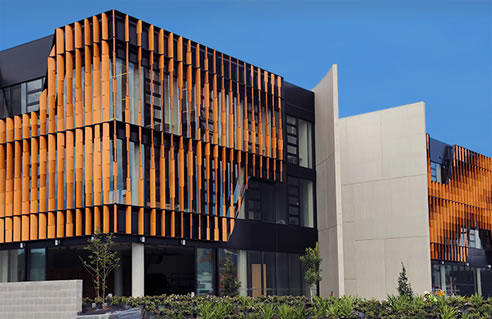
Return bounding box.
[115,59,124,122]
[247,251,276,296]
[8,249,26,282]
[469,229,482,249]
[29,248,46,281]
[25,77,44,114]
[196,248,214,295]
[245,179,288,224]
[431,162,442,183]
[276,253,289,295]
[288,254,303,295]
[287,177,314,227]
[0,84,23,118]
[0,250,7,282]
[298,119,313,168]
[27,78,43,91]
[218,249,241,296]
[246,250,304,297]
[285,116,313,168]
[244,177,313,227]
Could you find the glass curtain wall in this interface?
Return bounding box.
[29,248,46,281]
[432,261,492,297]
[0,248,45,282]
[0,77,44,119]
[196,248,214,295]
[286,116,313,169]
[245,177,314,227]
[0,249,26,282]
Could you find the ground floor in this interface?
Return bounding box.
[431,260,492,297]
[0,242,307,298]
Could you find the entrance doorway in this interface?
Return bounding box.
[144,245,195,295]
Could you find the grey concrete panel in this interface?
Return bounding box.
[0,280,82,319]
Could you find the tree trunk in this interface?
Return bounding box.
[310,285,316,301]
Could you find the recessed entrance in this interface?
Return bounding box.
[144,245,195,296]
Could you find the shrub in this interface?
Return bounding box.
[397,262,414,299]
[82,293,492,318]
[221,251,241,297]
[299,242,322,299]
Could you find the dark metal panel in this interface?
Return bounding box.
[0,36,53,88]
[286,103,314,122]
[284,81,314,115]
[224,219,317,254]
[429,137,452,165]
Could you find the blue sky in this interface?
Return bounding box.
[1,0,491,156]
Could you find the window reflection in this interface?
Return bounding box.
[196,248,214,295]
[29,248,46,281]
[0,77,44,119]
[8,249,26,282]
[432,260,492,297]
[286,116,313,169]
[246,250,304,297]
[431,161,442,183]
[246,177,314,227]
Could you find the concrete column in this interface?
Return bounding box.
[132,243,144,297]
[238,250,247,296]
[313,64,345,297]
[476,268,482,296]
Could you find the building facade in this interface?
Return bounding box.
[314,67,491,299]
[0,10,490,298]
[0,10,316,297]
[428,138,492,296]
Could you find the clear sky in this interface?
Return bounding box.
[1,0,491,156]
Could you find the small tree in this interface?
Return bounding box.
[80,230,120,299]
[221,251,241,296]
[299,242,322,299]
[397,262,414,298]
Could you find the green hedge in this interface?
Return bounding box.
[84,294,492,319]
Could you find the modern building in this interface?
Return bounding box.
[0,10,490,299]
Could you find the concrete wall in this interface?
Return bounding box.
[314,64,432,299]
[338,102,432,299]
[313,65,345,296]
[0,280,82,318]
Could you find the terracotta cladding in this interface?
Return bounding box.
[427,135,492,262]
[0,11,284,243]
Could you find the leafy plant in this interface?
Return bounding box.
[397,262,414,299]
[388,295,410,313]
[259,303,275,319]
[198,302,215,319]
[461,311,478,319]
[299,242,322,299]
[80,293,492,318]
[408,295,425,313]
[214,301,233,319]
[79,230,120,299]
[294,304,307,319]
[440,304,457,319]
[277,304,295,319]
[325,303,339,319]
[337,296,355,318]
[311,296,329,318]
[469,293,483,306]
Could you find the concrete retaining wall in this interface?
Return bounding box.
[0,280,82,318]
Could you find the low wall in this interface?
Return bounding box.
[0,280,82,318]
